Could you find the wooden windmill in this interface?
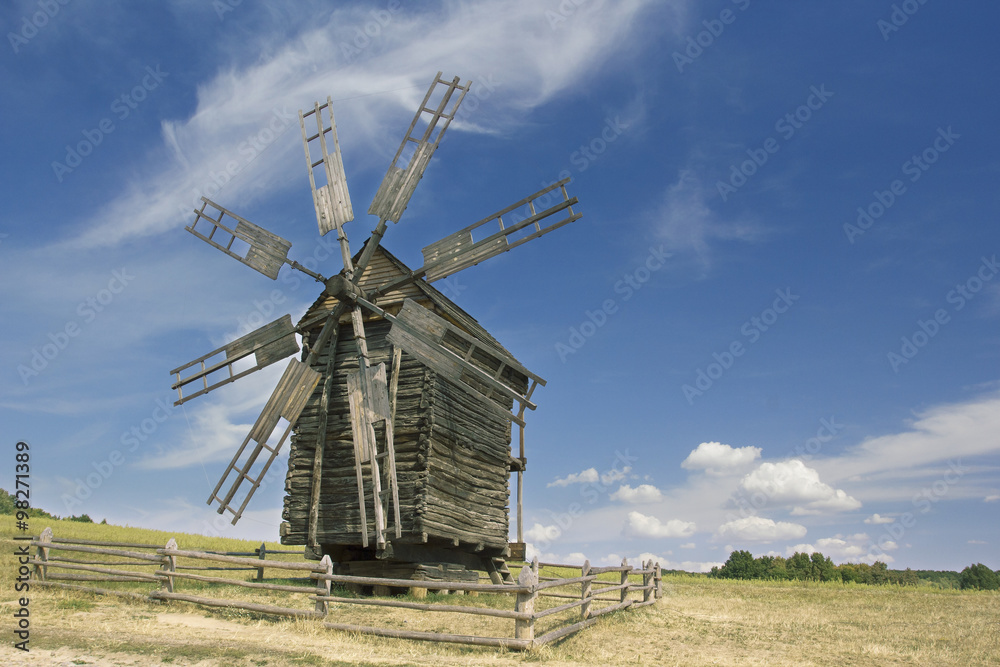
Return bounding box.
[170,73,581,583]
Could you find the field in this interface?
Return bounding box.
[2,519,998,666]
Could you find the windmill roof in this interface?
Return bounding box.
[298,241,524,368]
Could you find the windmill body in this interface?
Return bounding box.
[283,246,527,580]
[170,73,581,584]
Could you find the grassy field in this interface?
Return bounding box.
[2,518,998,666]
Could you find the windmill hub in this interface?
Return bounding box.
[324,274,366,303]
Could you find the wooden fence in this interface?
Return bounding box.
[29,527,661,650]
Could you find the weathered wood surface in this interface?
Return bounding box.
[321,621,531,650]
[316,595,531,620]
[149,591,323,618]
[282,311,514,550]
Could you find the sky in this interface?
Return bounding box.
[2,0,998,573]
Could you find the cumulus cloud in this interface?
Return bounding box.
[864,513,894,525]
[624,511,696,538]
[682,441,761,475]
[524,523,561,544]
[548,468,599,487]
[549,465,632,488]
[738,460,861,514]
[611,484,663,503]
[715,516,807,543]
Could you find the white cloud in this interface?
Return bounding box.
[636,552,721,574]
[968,540,987,545]
[715,516,807,543]
[624,511,695,538]
[524,523,561,544]
[611,484,663,503]
[680,542,696,549]
[62,0,670,251]
[656,171,765,265]
[985,495,1000,503]
[549,465,632,488]
[738,460,861,514]
[864,513,894,525]
[818,393,1000,483]
[682,441,761,476]
[601,467,632,485]
[548,468,599,487]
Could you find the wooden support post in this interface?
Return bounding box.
[654,562,662,599]
[309,322,340,547]
[373,584,391,597]
[160,538,177,593]
[580,559,592,620]
[409,586,427,599]
[514,557,538,643]
[620,558,630,604]
[34,527,52,582]
[642,559,652,603]
[316,555,332,615]
[257,542,266,582]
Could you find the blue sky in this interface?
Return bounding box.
[2,1,998,572]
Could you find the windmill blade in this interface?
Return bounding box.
[369,178,582,300]
[187,198,293,279]
[170,314,300,406]
[188,198,326,282]
[208,357,322,523]
[420,177,581,282]
[300,97,353,236]
[368,72,471,223]
[381,299,545,427]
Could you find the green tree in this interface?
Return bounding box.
[959,563,1000,591]
[787,552,812,580]
[716,550,758,579]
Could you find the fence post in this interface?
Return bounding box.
[642,559,652,603]
[257,542,266,582]
[620,557,630,604]
[34,527,52,582]
[514,556,538,643]
[160,538,177,593]
[581,559,592,620]
[654,562,662,599]
[315,555,332,615]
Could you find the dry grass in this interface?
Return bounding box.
[3,519,998,666]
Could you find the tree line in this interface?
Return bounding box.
[709,549,998,590]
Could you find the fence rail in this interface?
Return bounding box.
[29,527,661,650]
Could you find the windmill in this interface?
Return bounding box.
[170,73,581,582]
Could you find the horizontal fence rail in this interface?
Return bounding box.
[29,527,662,650]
